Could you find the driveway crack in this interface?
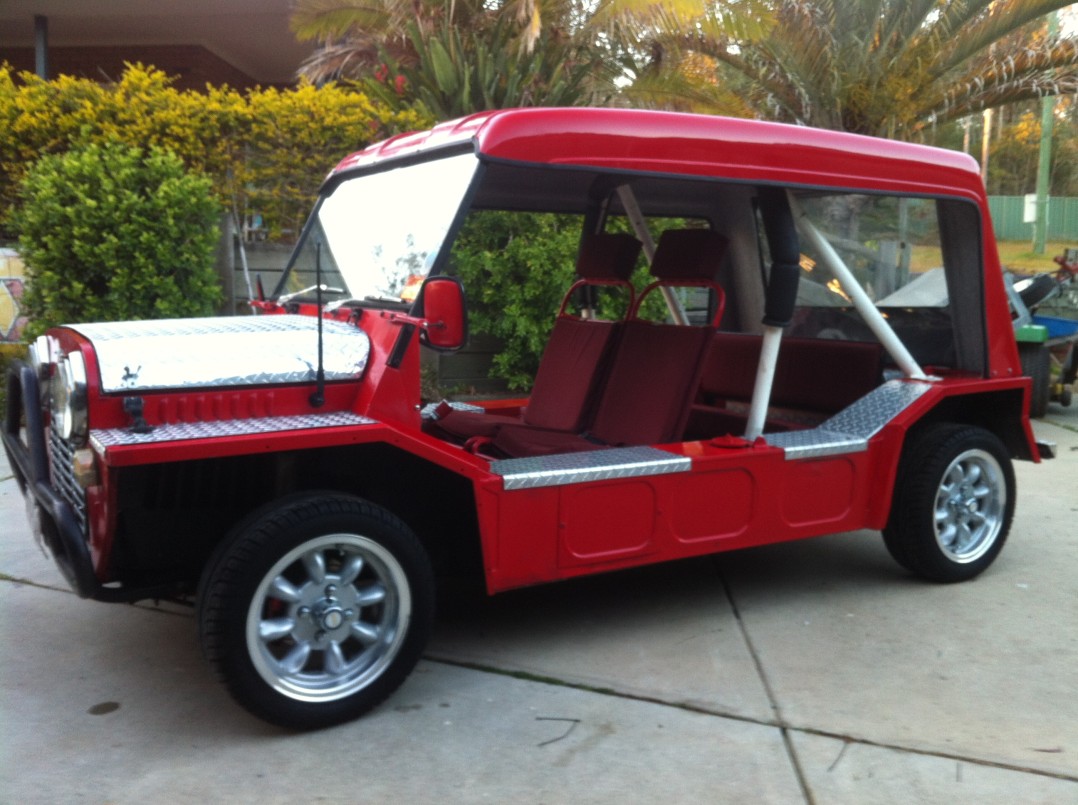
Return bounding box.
[716,560,816,804]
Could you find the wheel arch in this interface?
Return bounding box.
[900,387,1035,462]
[111,442,484,593]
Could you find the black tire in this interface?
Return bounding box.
[198,493,434,730]
[1019,343,1051,419]
[883,424,1015,583]
[1063,345,1077,386]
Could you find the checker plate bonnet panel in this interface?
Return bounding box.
[68,315,370,392]
[90,411,377,448]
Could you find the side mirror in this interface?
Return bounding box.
[416,276,468,352]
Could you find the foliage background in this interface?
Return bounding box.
[451,211,673,389]
[11,142,223,337]
[0,63,430,241]
[451,211,584,389]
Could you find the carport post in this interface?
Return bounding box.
[34,15,49,79]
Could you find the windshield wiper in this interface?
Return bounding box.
[277,284,344,304]
[323,294,406,312]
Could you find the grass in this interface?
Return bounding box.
[884,241,1073,274]
[996,240,1074,273]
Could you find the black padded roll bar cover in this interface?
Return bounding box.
[758,187,801,328]
[763,261,801,327]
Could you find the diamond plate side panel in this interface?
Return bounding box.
[491,446,690,490]
[90,411,376,448]
[69,315,370,392]
[822,380,933,436]
[420,400,484,420]
[765,380,934,459]
[764,429,868,459]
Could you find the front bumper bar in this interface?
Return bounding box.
[1,360,140,601]
[3,360,103,598]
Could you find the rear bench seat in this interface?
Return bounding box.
[686,333,884,438]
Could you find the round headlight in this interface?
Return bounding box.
[50,350,89,445]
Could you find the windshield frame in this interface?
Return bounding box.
[273,145,484,312]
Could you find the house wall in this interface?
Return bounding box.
[0,44,269,90]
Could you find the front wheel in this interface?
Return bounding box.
[883,424,1015,583]
[198,494,434,729]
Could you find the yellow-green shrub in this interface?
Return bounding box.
[12,142,223,337]
[0,63,430,239]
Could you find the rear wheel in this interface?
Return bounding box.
[1019,343,1050,418]
[198,493,434,729]
[883,424,1014,583]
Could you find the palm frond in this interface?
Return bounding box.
[290,0,413,42]
[930,0,1074,77]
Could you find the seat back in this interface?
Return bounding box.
[632,228,728,326]
[521,233,642,432]
[588,229,728,445]
[559,231,641,315]
[699,333,884,413]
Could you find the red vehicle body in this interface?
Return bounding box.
[3,108,1050,729]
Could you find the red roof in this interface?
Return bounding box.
[331,108,984,200]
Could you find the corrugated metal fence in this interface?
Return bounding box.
[988,196,1078,241]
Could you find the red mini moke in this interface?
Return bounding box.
[3,108,1052,729]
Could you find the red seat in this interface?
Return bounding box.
[493,228,728,457]
[686,332,884,438]
[429,232,641,443]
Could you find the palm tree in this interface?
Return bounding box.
[292,0,589,83]
[630,0,1078,138]
[291,0,622,113]
[290,0,460,83]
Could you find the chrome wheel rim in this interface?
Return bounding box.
[933,449,1006,564]
[246,533,411,703]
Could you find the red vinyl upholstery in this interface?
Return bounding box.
[686,332,884,437]
[493,228,727,457]
[429,232,641,443]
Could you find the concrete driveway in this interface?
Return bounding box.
[2,405,1076,803]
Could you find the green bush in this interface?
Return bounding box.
[451,211,582,390]
[0,63,430,242]
[12,142,222,336]
[451,211,699,390]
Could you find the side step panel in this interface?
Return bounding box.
[491,446,690,490]
[765,380,934,459]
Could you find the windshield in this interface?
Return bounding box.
[275,152,479,306]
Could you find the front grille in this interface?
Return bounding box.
[48,424,88,537]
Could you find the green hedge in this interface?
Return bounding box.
[11,142,223,337]
[0,63,430,242]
